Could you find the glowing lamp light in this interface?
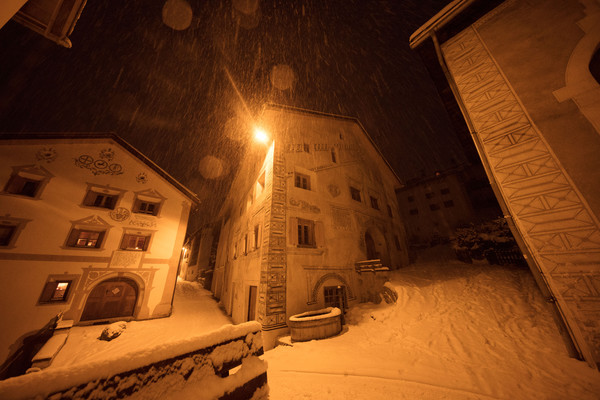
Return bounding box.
[254,127,269,143]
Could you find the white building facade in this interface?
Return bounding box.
[211,105,409,346]
[0,134,198,368]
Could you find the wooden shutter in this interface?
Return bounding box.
[289,217,298,246]
[39,281,57,302]
[314,221,325,247]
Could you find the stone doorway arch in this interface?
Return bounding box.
[80,277,138,321]
[364,226,390,267]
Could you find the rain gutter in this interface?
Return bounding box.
[428,30,583,361]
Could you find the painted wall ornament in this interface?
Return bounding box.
[136,172,148,184]
[99,148,115,161]
[109,207,131,222]
[327,184,340,198]
[74,153,123,176]
[36,147,57,163]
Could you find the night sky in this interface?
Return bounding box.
[0,0,459,224]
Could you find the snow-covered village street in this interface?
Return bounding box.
[20,246,600,400]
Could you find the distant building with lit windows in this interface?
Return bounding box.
[0,133,198,373]
[208,104,409,347]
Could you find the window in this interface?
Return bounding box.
[387,205,393,218]
[3,165,52,199]
[297,218,315,247]
[4,175,42,197]
[133,189,165,216]
[244,233,248,255]
[303,143,310,153]
[441,188,450,195]
[331,148,337,163]
[66,229,106,248]
[370,196,379,210]
[409,208,418,215]
[407,195,414,202]
[133,200,158,215]
[425,192,434,199]
[120,233,151,251]
[324,286,346,310]
[429,204,440,211]
[591,46,600,84]
[83,189,119,210]
[294,173,310,190]
[39,280,72,303]
[65,215,111,250]
[444,200,455,208]
[350,186,361,202]
[254,225,260,249]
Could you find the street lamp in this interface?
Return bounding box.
[253,127,269,143]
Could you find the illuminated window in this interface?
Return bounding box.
[350,186,361,202]
[66,229,106,248]
[297,218,315,247]
[294,173,310,190]
[120,233,151,251]
[39,280,72,303]
[370,196,379,210]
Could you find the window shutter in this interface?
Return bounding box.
[40,281,57,302]
[66,229,80,246]
[96,231,106,248]
[289,217,298,245]
[83,190,96,206]
[315,221,325,247]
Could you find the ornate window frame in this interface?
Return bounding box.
[0,215,31,249]
[2,165,54,199]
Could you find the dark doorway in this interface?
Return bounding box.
[247,285,257,321]
[365,232,378,260]
[324,285,347,311]
[81,278,138,321]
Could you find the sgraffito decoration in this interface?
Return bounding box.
[35,147,57,163]
[443,25,600,364]
[74,149,123,176]
[109,207,130,222]
[289,198,320,213]
[130,217,157,228]
[136,172,148,184]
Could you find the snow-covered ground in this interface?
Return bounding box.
[50,279,232,368]
[47,248,600,399]
[266,248,600,400]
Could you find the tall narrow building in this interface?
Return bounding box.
[211,104,408,346]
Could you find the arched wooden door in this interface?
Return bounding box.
[365,232,379,260]
[81,278,138,321]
